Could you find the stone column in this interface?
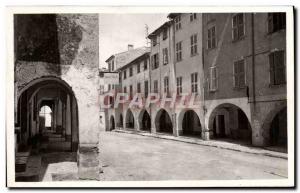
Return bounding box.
[65,95,71,141]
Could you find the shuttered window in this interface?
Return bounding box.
[233,59,246,88]
[269,50,285,85]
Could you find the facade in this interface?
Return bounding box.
[14,14,101,180]
[103,12,287,150]
[202,13,287,147]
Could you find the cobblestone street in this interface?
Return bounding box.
[99,131,288,181]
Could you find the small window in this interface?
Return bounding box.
[232,13,245,41]
[268,13,286,33]
[137,63,140,73]
[123,70,127,80]
[207,26,216,49]
[129,85,133,98]
[163,48,168,65]
[144,59,148,70]
[129,67,133,77]
[108,84,111,90]
[137,82,141,93]
[176,77,182,95]
[269,50,285,85]
[123,86,127,93]
[152,36,157,46]
[190,13,197,22]
[144,80,149,98]
[151,53,159,69]
[163,28,168,40]
[175,15,182,31]
[233,59,246,88]
[164,76,170,96]
[176,41,182,62]
[190,34,198,56]
[209,66,218,91]
[191,73,198,93]
[111,60,114,71]
[153,80,158,93]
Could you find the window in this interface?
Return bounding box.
[190,34,198,56]
[176,77,182,95]
[163,48,168,65]
[153,80,158,93]
[129,67,133,77]
[144,59,148,70]
[164,76,169,95]
[232,13,245,41]
[152,36,157,46]
[163,28,168,40]
[176,41,182,62]
[137,63,140,73]
[191,73,198,93]
[233,59,246,88]
[175,15,182,31]
[209,66,218,91]
[108,84,111,90]
[123,86,127,93]
[268,13,286,33]
[151,53,159,69]
[129,85,133,98]
[123,70,127,80]
[108,63,111,72]
[269,50,285,85]
[111,60,114,71]
[137,82,141,93]
[190,13,197,22]
[207,26,216,49]
[112,85,115,89]
[144,80,149,98]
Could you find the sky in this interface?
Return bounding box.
[99,13,168,68]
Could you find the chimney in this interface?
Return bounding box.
[128,44,134,51]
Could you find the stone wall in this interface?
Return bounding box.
[15,14,101,180]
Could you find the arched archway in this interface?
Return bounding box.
[39,105,53,131]
[155,109,173,134]
[16,77,79,152]
[125,109,135,129]
[118,114,123,128]
[139,110,151,131]
[269,107,287,148]
[181,110,202,137]
[110,116,115,131]
[208,103,252,144]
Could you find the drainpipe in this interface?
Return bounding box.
[251,13,256,105]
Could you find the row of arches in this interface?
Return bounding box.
[109,104,287,148]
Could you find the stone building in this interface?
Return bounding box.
[14,14,101,180]
[103,12,287,150]
[104,46,150,132]
[202,13,287,148]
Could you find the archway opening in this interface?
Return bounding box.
[140,110,151,131]
[39,105,53,131]
[182,110,201,137]
[209,104,252,144]
[155,109,173,134]
[110,116,115,131]
[16,77,79,153]
[125,109,135,129]
[269,107,287,148]
[118,114,123,128]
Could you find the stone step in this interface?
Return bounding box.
[15,151,30,173]
[15,155,41,182]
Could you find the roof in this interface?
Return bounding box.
[167,13,181,19]
[147,21,171,39]
[106,47,150,71]
[118,52,150,71]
